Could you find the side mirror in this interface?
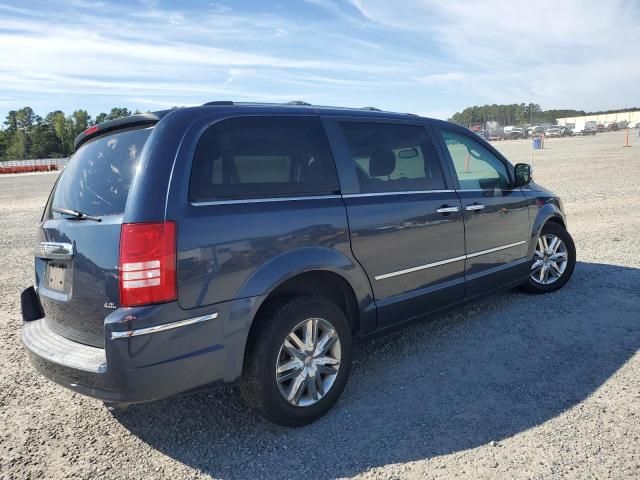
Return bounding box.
[513,163,532,187]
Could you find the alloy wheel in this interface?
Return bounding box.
[275,317,341,407]
[530,234,568,285]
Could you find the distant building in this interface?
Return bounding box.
[556,109,640,126]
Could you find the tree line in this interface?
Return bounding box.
[447,103,589,128]
[448,104,640,128]
[0,107,135,160]
[2,103,637,160]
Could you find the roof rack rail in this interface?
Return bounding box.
[287,100,311,105]
[203,101,234,106]
[361,106,381,111]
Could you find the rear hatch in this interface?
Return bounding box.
[35,125,154,347]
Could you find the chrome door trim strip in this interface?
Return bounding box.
[191,195,341,206]
[110,313,218,339]
[343,190,455,198]
[455,189,521,193]
[374,255,467,280]
[35,242,74,260]
[192,191,459,205]
[374,241,527,281]
[465,240,527,259]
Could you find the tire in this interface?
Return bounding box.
[521,222,576,294]
[240,295,353,427]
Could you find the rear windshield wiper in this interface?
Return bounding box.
[53,206,102,222]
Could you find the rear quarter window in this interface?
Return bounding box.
[338,122,446,193]
[189,117,340,201]
[50,127,153,217]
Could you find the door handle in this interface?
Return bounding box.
[436,206,460,214]
[465,204,486,211]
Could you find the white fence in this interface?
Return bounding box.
[0,158,69,168]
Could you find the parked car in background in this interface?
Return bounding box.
[545,126,562,137]
[507,127,524,139]
[528,126,545,137]
[596,123,606,132]
[559,125,572,136]
[486,121,502,141]
[475,129,488,140]
[573,120,597,135]
[629,122,640,129]
[20,102,576,426]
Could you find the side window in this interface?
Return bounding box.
[439,130,511,190]
[190,117,340,200]
[338,122,446,193]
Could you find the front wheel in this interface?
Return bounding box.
[521,222,576,293]
[240,296,353,427]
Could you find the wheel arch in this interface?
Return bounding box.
[528,204,567,259]
[224,247,376,382]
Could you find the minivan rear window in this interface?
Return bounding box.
[51,127,153,217]
[190,117,340,201]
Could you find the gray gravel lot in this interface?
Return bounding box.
[1,131,639,479]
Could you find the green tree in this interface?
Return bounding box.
[94,107,131,125]
[94,112,108,125]
[15,107,37,132]
[0,129,8,159]
[71,110,91,136]
[6,130,28,159]
[29,120,62,158]
[4,110,18,134]
[449,102,588,127]
[51,111,72,155]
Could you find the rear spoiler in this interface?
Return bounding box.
[74,110,170,150]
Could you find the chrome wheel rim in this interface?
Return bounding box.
[530,234,568,285]
[276,318,341,407]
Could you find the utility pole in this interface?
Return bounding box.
[530,102,533,125]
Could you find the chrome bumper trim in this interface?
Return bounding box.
[35,242,74,260]
[110,313,218,339]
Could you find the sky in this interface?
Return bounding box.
[0,0,639,121]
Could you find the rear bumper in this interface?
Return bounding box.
[22,294,264,403]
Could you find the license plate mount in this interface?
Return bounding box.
[46,263,67,292]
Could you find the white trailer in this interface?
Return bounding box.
[573,120,597,135]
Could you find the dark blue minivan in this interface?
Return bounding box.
[21,102,575,426]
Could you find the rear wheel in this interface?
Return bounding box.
[240,296,352,427]
[521,222,576,293]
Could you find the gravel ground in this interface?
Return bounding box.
[1,131,639,479]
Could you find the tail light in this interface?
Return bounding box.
[119,221,176,306]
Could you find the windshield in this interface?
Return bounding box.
[50,127,153,217]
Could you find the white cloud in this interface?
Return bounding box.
[0,0,636,118]
[344,0,640,110]
[418,72,465,84]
